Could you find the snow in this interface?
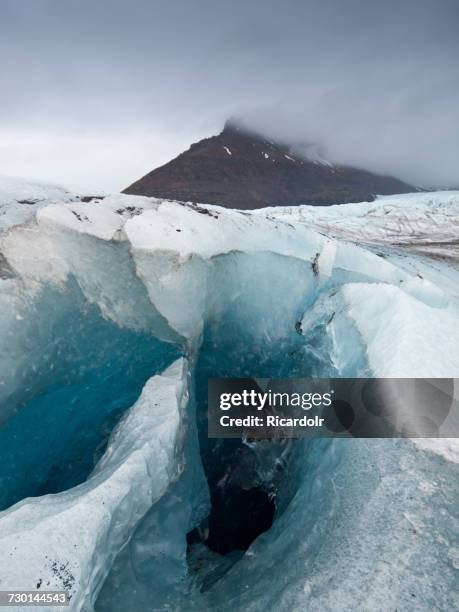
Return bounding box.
[414,438,459,463]
[342,283,459,378]
[0,176,458,610]
[0,175,72,205]
[36,194,159,241]
[1,176,458,372]
[0,358,188,610]
[0,175,76,232]
[268,190,459,251]
[223,146,232,156]
[123,200,323,261]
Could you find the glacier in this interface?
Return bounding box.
[0,177,458,611]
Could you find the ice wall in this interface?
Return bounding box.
[0,359,189,611]
[0,181,458,611]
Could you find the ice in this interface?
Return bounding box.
[0,359,189,611]
[0,280,180,508]
[96,367,210,612]
[341,283,459,377]
[0,175,106,232]
[267,190,459,255]
[200,438,458,612]
[0,176,458,611]
[412,438,459,464]
[8,183,454,344]
[301,281,459,378]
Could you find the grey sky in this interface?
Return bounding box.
[1,0,458,191]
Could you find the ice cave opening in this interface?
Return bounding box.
[182,288,339,588]
[186,437,277,555]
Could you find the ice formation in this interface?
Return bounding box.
[0,178,458,611]
[0,359,188,610]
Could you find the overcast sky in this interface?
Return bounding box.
[1,0,458,191]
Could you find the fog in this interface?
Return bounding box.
[1,0,458,190]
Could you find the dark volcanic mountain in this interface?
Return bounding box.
[123,122,416,209]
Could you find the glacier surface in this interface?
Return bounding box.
[0,179,458,611]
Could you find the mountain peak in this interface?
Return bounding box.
[222,117,242,133]
[123,123,415,209]
[220,119,281,147]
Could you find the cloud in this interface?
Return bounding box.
[0,0,458,190]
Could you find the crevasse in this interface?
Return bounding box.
[0,185,458,611]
